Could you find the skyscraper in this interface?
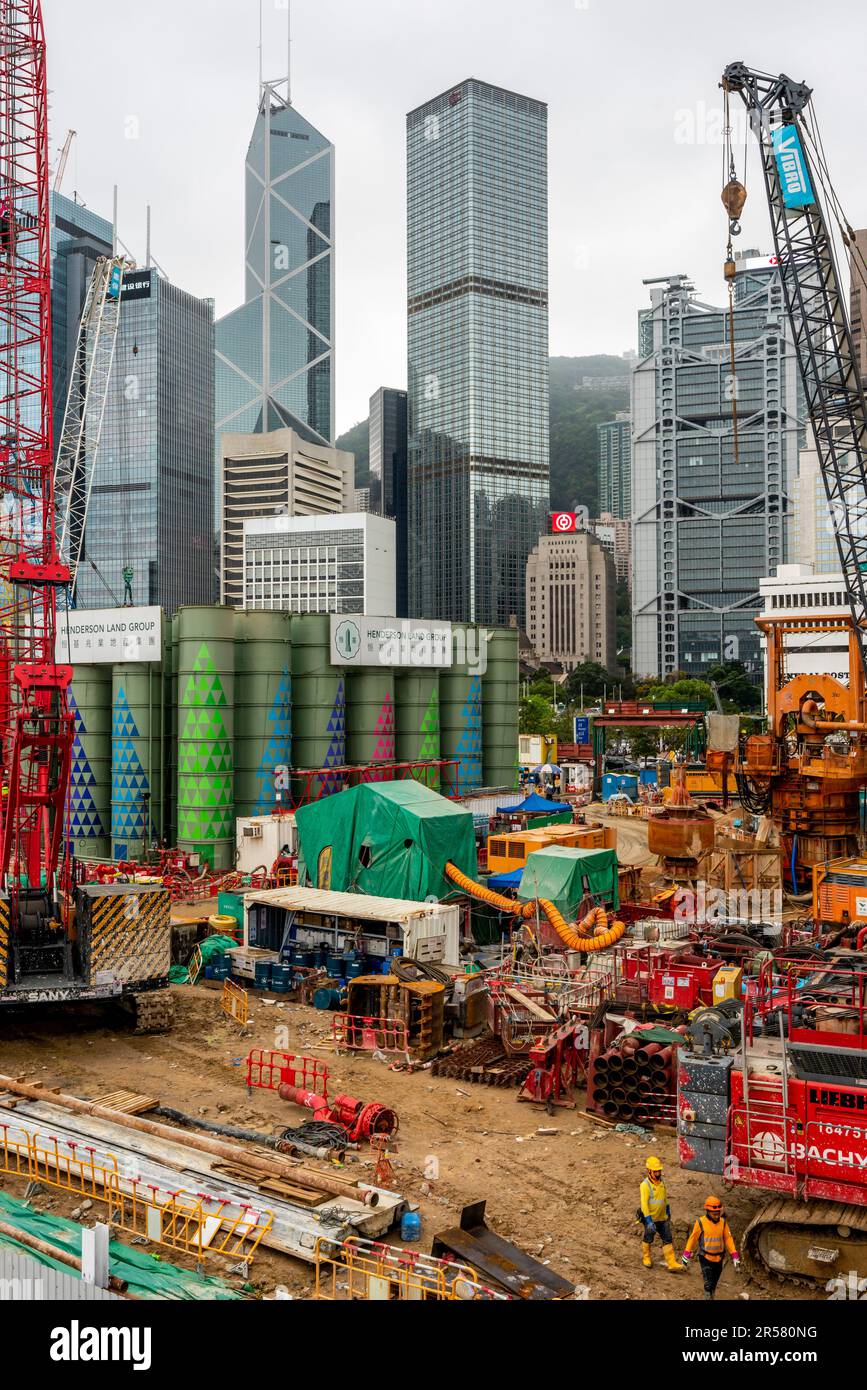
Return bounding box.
[369,386,408,616]
[597,412,632,520]
[50,193,113,450]
[76,269,215,612]
[406,79,550,626]
[632,253,803,680]
[215,77,335,522]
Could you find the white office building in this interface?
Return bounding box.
[759,564,850,689]
[242,512,396,616]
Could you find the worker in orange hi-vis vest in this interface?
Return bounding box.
[681,1196,741,1299]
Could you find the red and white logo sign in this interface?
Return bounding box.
[552,512,577,533]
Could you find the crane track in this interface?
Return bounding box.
[742,1197,867,1287]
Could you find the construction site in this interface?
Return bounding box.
[0,4,864,1358]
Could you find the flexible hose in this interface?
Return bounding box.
[390,956,452,986]
[537,899,627,952]
[443,863,626,953]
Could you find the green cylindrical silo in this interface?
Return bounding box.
[166,612,179,847]
[346,668,395,778]
[177,606,235,869]
[68,665,112,860]
[290,614,346,800]
[439,623,483,794]
[396,669,440,789]
[482,626,520,791]
[234,610,292,818]
[111,661,163,860]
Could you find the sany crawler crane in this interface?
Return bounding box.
[675,60,867,1285]
[0,1,172,1030]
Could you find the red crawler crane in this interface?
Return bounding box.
[0,1,73,906]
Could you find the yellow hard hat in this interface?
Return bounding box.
[646,1156,663,1172]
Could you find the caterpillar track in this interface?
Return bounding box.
[742,1197,867,1286]
[127,989,176,1035]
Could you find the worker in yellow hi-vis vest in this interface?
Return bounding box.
[637,1156,683,1273]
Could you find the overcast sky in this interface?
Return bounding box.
[44,0,866,435]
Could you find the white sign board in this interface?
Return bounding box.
[330,616,453,668]
[55,606,162,665]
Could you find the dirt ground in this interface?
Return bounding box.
[0,980,821,1303]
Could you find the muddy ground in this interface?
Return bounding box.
[0,980,819,1303]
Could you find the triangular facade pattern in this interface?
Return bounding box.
[253,670,292,814]
[456,676,483,788]
[111,686,152,853]
[417,688,440,760]
[178,643,234,845]
[68,689,108,841]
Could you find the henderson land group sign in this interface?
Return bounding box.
[331,616,453,668]
[55,606,162,665]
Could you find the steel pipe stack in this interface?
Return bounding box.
[587,1040,678,1123]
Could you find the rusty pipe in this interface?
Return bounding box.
[0,1074,378,1208]
[0,1218,129,1294]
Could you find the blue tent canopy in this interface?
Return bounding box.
[496,792,571,815]
[486,867,524,891]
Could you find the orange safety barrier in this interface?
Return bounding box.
[332,1012,411,1060]
[245,1049,330,1102]
[443,862,627,953]
[313,1236,512,1301]
[0,1123,272,1266]
[221,978,249,1027]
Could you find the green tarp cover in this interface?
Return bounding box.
[296,781,477,901]
[517,846,620,917]
[0,1191,241,1300]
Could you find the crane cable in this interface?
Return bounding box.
[721,84,748,472]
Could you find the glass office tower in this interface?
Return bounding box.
[632,255,804,680]
[406,79,550,626]
[369,386,409,616]
[76,270,215,612]
[215,81,335,498]
[50,193,114,451]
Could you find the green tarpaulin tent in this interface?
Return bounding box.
[296,781,477,902]
[517,845,619,918]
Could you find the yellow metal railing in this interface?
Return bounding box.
[0,1123,273,1266]
[221,978,249,1027]
[313,1237,511,1301]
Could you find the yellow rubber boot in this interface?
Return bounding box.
[642,1242,653,1269]
[663,1244,684,1273]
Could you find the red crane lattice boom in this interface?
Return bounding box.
[0,0,72,894]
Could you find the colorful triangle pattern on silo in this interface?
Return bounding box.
[418,688,440,759]
[178,642,234,842]
[373,692,395,760]
[68,689,107,840]
[319,679,346,796]
[112,686,152,845]
[254,669,292,814]
[456,675,483,786]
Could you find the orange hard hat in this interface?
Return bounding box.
[704,1195,722,1212]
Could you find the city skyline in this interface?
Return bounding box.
[42,0,867,435]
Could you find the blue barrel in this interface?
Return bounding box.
[270,963,293,992]
[401,1211,422,1243]
[254,960,273,990]
[326,954,346,978]
[345,957,367,980]
[313,986,344,1011]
